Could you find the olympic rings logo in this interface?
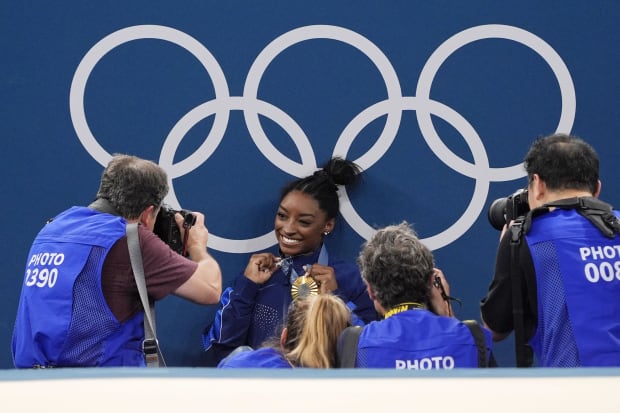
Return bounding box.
[69,24,575,253]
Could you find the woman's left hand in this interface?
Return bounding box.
[307,263,338,294]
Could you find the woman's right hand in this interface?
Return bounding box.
[243,253,280,284]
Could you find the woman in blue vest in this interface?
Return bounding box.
[203,157,378,366]
[218,294,351,368]
[344,222,492,369]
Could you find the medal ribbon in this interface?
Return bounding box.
[280,244,329,284]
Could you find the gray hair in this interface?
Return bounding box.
[358,221,434,310]
[96,154,169,219]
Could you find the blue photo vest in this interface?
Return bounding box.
[526,208,620,366]
[356,309,489,369]
[12,207,145,367]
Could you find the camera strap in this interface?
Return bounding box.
[543,197,620,238]
[509,217,533,367]
[127,222,166,368]
[88,198,120,215]
[182,219,192,257]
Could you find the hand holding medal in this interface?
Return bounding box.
[291,263,338,300]
[290,265,319,300]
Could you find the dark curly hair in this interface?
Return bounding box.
[279,157,362,220]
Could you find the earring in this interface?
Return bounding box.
[323,231,330,236]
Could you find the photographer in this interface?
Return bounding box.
[480,133,620,367]
[337,222,493,369]
[12,154,222,368]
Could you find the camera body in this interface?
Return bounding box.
[487,188,530,231]
[153,204,196,256]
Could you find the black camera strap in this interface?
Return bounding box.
[542,197,620,238]
[181,216,194,257]
[463,319,496,367]
[508,217,533,367]
[88,198,120,215]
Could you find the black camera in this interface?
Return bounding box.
[487,188,530,231]
[153,204,196,256]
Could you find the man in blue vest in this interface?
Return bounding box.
[341,222,492,369]
[480,133,620,367]
[12,154,222,368]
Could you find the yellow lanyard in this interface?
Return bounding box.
[384,302,426,319]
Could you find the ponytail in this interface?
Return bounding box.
[280,157,362,220]
[285,294,351,368]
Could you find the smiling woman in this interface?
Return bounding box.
[202,157,379,366]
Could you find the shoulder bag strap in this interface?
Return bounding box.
[463,319,491,367]
[126,223,166,367]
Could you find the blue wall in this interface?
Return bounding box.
[2,1,619,368]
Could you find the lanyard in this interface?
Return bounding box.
[383,302,426,319]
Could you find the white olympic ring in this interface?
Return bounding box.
[416,24,576,182]
[335,96,490,250]
[70,25,230,174]
[69,23,576,253]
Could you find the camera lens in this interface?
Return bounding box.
[487,197,508,231]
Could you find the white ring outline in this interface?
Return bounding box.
[68,24,576,253]
[161,96,312,253]
[243,24,402,178]
[416,24,576,181]
[69,25,230,170]
[160,25,402,252]
[335,97,490,250]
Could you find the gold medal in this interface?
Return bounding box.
[291,275,319,300]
